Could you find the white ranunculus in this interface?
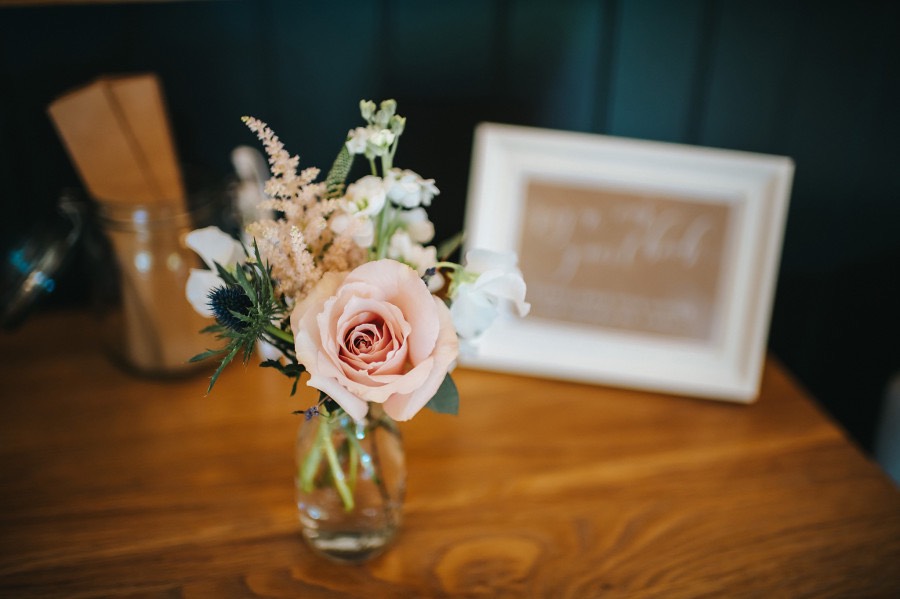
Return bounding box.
[450,249,530,341]
[385,168,439,208]
[184,226,245,318]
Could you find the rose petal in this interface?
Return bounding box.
[383,296,459,421]
[307,373,369,421]
[336,296,409,376]
[291,260,459,421]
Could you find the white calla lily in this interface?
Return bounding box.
[185,270,225,318]
[185,226,245,270]
[184,226,246,318]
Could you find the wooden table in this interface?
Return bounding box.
[1,310,899,598]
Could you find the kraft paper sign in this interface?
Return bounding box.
[462,123,793,403]
[520,180,732,343]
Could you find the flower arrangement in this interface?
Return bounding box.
[184,100,529,546]
[187,99,528,419]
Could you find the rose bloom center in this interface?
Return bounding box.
[340,314,401,368]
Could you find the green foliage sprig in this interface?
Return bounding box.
[190,242,297,394]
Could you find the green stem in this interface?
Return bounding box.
[347,436,358,494]
[342,419,376,481]
[386,136,398,171]
[265,323,293,345]
[299,421,326,492]
[321,420,355,512]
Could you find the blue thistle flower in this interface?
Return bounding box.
[207,285,252,332]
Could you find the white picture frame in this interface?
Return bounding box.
[461,123,794,403]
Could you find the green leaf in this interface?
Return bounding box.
[436,231,465,261]
[214,262,238,285]
[234,263,258,305]
[206,343,242,394]
[325,143,354,199]
[260,359,306,396]
[260,359,305,377]
[425,373,459,415]
[189,348,226,363]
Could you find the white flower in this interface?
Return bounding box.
[387,230,437,276]
[186,226,245,270]
[345,127,369,155]
[184,227,245,318]
[385,168,439,208]
[344,175,386,217]
[345,126,395,158]
[330,211,376,249]
[329,175,388,249]
[450,249,530,341]
[366,129,395,157]
[397,207,435,243]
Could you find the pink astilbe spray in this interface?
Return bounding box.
[242,117,366,304]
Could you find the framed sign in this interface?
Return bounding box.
[461,123,794,402]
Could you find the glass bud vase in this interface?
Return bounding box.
[295,403,406,562]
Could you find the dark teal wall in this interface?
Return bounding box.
[2,0,898,449]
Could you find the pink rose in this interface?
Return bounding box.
[291,259,459,421]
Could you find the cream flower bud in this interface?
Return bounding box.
[374,99,397,128]
[359,100,376,122]
[390,115,406,136]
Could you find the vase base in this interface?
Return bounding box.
[301,527,398,563]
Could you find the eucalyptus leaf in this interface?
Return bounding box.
[425,374,459,415]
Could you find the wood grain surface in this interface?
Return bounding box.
[1,310,899,598]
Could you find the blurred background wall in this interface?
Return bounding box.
[1,0,898,453]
